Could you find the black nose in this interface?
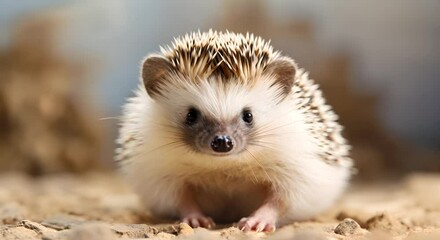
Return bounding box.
[211,135,233,153]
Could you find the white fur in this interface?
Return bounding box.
[118,75,351,225]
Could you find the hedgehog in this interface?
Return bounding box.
[115,30,353,232]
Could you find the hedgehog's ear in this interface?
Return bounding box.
[141,55,174,98]
[264,57,297,96]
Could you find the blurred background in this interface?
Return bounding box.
[0,0,439,179]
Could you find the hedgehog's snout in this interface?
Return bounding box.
[211,135,233,153]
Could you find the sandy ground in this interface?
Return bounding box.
[1,172,440,240]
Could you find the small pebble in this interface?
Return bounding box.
[178,222,194,236]
[334,218,362,236]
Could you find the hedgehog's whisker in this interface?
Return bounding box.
[252,131,302,139]
[251,127,301,139]
[255,121,302,135]
[242,153,258,184]
[155,129,183,136]
[254,125,292,136]
[248,141,279,152]
[144,141,186,154]
[244,148,274,186]
[160,137,185,141]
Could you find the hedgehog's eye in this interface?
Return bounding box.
[242,109,253,124]
[186,107,199,125]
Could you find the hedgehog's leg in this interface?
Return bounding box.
[237,190,280,232]
[179,185,215,229]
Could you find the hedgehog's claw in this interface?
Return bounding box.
[182,213,215,229]
[238,217,276,232]
[237,202,278,232]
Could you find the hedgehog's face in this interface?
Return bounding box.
[145,76,276,156]
[142,32,296,156]
[141,48,297,157]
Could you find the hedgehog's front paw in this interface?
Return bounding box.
[182,213,215,229]
[237,203,278,232]
[237,216,276,232]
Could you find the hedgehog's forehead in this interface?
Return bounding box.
[161,31,279,82]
